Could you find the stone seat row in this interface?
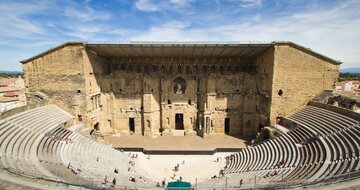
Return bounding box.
[287,106,360,180]
[36,123,156,188]
[0,105,73,179]
[0,105,155,188]
[224,105,359,185]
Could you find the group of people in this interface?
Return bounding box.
[103,175,117,187]
[46,132,73,144]
[173,163,180,172]
[276,160,285,168]
[156,178,167,187]
[171,160,186,180]
[129,153,138,159]
[128,175,149,184]
[213,157,222,163]
[263,170,279,178]
[225,155,235,162]
[128,153,138,172]
[127,152,148,184]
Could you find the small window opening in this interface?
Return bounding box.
[188,100,191,105]
[168,99,171,104]
[94,123,99,131]
[77,115,82,122]
[278,89,283,96]
[77,90,81,94]
[130,107,133,110]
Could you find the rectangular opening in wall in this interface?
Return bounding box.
[129,118,135,133]
[108,120,112,128]
[77,115,82,122]
[175,113,184,130]
[225,118,230,135]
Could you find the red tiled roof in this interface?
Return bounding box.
[3,91,21,97]
[0,87,21,93]
[0,96,19,103]
[0,78,18,86]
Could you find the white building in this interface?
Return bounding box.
[0,76,27,112]
[335,80,360,93]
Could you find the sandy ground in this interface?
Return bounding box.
[126,151,232,184]
[105,134,246,184]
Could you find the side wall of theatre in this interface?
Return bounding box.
[270,44,339,124]
[82,49,114,133]
[22,44,86,119]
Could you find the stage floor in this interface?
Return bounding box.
[104,134,248,151]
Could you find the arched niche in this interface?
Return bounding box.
[173,77,186,94]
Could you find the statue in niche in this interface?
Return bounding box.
[173,77,186,94]
[176,83,183,94]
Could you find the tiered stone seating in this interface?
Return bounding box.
[1,104,359,189]
[0,105,156,188]
[288,106,360,178]
[225,133,300,174]
[223,105,360,187]
[0,105,72,179]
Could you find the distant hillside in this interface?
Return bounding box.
[340,67,360,73]
[0,71,23,78]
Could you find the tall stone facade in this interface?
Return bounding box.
[21,42,340,139]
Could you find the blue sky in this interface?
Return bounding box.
[0,0,359,71]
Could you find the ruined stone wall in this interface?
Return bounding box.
[22,43,341,139]
[254,47,275,129]
[206,73,245,136]
[22,44,86,116]
[161,75,197,133]
[82,50,110,132]
[96,71,156,135]
[270,44,339,124]
[201,65,261,138]
[88,56,262,137]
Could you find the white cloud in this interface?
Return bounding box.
[1,0,359,71]
[170,0,194,7]
[62,23,108,40]
[231,0,263,8]
[64,6,112,21]
[129,1,360,68]
[135,0,159,11]
[0,2,48,38]
[134,0,193,12]
[129,21,214,41]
